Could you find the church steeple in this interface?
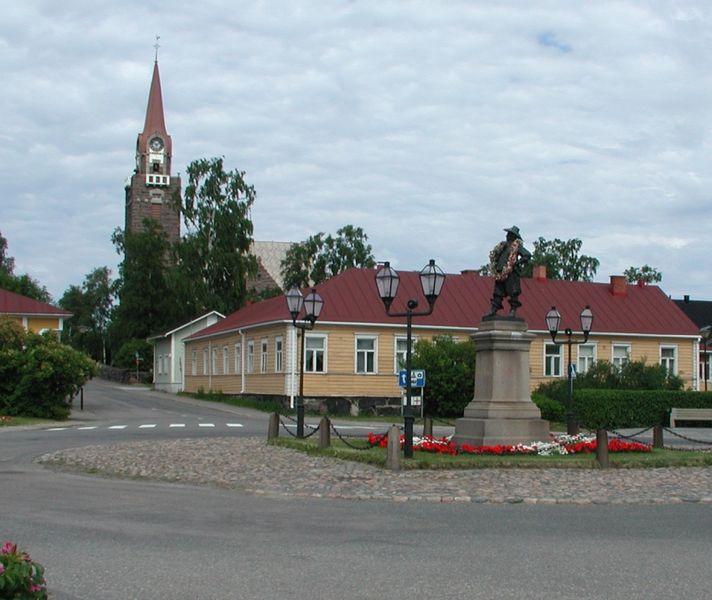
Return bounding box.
[124,51,181,244]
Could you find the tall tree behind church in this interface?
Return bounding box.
[171,157,257,317]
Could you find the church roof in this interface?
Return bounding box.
[142,61,166,136]
[186,268,699,341]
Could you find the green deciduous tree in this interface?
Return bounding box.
[624,264,662,284]
[281,225,376,289]
[60,267,114,363]
[110,221,176,354]
[0,230,51,302]
[410,336,476,418]
[521,237,600,281]
[173,157,257,317]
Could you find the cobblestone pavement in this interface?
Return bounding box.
[37,436,712,505]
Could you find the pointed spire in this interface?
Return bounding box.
[142,60,167,136]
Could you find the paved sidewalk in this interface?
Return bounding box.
[37,436,712,506]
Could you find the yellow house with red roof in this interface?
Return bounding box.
[181,267,701,414]
[0,288,71,335]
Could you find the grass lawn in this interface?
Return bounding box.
[271,436,712,469]
[0,416,54,428]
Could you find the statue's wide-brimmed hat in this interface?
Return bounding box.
[504,225,522,239]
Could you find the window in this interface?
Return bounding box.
[305,335,326,373]
[356,336,377,374]
[660,346,677,375]
[223,346,229,375]
[234,343,242,374]
[247,341,254,373]
[212,348,218,374]
[545,343,562,377]
[275,337,283,372]
[612,344,630,370]
[700,352,711,383]
[191,350,197,376]
[260,338,268,373]
[577,344,596,375]
[203,349,208,375]
[394,336,416,373]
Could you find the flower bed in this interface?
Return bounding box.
[0,541,47,599]
[367,432,651,456]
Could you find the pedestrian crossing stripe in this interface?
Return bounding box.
[42,422,244,432]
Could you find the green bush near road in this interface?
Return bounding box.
[0,317,96,419]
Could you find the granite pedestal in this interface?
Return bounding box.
[453,317,549,446]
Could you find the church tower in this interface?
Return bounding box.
[124,58,181,244]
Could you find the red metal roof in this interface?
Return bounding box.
[0,288,72,317]
[186,268,699,340]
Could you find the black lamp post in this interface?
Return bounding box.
[545,305,594,436]
[286,287,324,438]
[375,259,445,458]
[701,325,711,392]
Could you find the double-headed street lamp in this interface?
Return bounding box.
[701,325,711,392]
[375,259,445,458]
[545,305,594,436]
[285,287,324,438]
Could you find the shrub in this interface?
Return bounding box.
[113,338,152,370]
[0,540,47,599]
[532,392,564,422]
[0,331,96,419]
[411,336,475,417]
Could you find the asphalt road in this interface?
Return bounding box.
[2,379,711,599]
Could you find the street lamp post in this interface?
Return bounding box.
[545,305,594,436]
[375,259,445,458]
[285,287,324,438]
[701,325,711,392]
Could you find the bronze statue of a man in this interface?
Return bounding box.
[485,225,532,318]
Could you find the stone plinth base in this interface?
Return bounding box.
[453,317,550,447]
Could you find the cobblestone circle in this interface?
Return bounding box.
[37,436,712,505]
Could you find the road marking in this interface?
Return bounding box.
[169,423,186,428]
[47,427,67,431]
[44,422,244,432]
[226,423,244,428]
[108,425,127,430]
[198,423,215,428]
[139,424,157,429]
[77,426,97,430]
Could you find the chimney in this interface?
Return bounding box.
[460,269,480,277]
[684,294,690,303]
[533,265,547,281]
[609,275,627,297]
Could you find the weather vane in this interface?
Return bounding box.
[154,35,161,62]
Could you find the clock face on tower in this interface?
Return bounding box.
[149,137,164,151]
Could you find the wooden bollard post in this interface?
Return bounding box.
[319,416,331,449]
[385,424,401,472]
[267,412,280,441]
[596,429,609,469]
[653,423,663,449]
[423,416,433,437]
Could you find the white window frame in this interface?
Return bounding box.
[203,348,208,375]
[612,343,631,370]
[260,338,268,373]
[700,351,711,384]
[275,336,283,373]
[305,334,327,373]
[191,350,197,376]
[355,335,378,374]
[660,345,677,375]
[247,340,254,373]
[212,348,218,375]
[234,342,242,375]
[545,343,562,377]
[223,346,229,375]
[394,335,416,373]
[577,344,596,375]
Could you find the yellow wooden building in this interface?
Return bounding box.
[180,267,701,414]
[0,288,71,336]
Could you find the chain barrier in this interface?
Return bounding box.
[328,422,390,451]
[609,425,712,452]
[278,416,320,439]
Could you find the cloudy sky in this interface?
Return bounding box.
[2,1,712,304]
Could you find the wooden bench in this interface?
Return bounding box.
[670,408,712,427]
